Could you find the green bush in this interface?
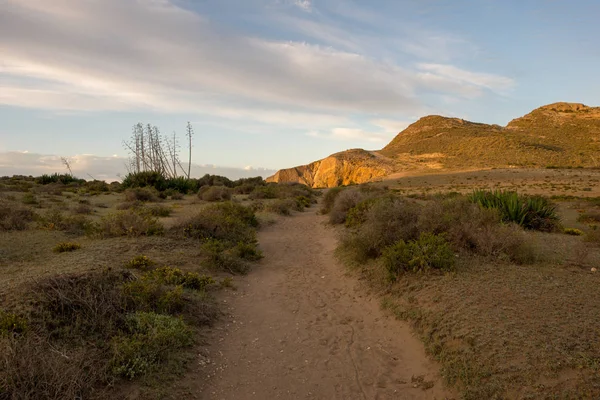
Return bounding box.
[470,190,560,231]
[382,233,455,279]
[122,280,185,314]
[124,255,156,271]
[146,266,215,291]
[564,228,584,236]
[233,242,263,261]
[121,171,167,191]
[200,239,251,274]
[110,312,193,379]
[53,242,81,253]
[165,176,198,194]
[35,173,83,185]
[0,311,28,336]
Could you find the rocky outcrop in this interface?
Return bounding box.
[269,102,600,187]
[266,149,394,188]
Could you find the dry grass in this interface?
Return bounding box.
[0,178,268,398]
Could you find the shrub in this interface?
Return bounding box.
[198,186,233,202]
[320,187,344,214]
[171,192,184,200]
[267,198,301,215]
[382,233,455,278]
[0,200,35,230]
[38,209,93,235]
[35,173,83,185]
[22,192,38,205]
[164,176,197,194]
[173,202,257,244]
[95,210,164,237]
[53,242,81,253]
[0,311,28,336]
[417,197,535,264]
[345,198,380,228]
[122,280,185,314]
[124,255,156,271]
[470,190,560,231]
[83,180,109,193]
[200,240,250,275]
[124,187,160,202]
[146,266,215,291]
[233,242,263,261]
[121,171,167,191]
[578,211,600,224]
[72,203,93,215]
[340,197,420,262]
[110,312,193,379]
[142,204,172,217]
[329,189,368,224]
[564,228,585,236]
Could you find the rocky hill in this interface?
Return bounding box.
[267,102,600,188]
[266,149,394,187]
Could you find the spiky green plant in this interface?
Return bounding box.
[469,190,559,231]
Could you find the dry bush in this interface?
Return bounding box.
[1,335,107,400]
[53,242,81,253]
[172,202,257,245]
[0,199,35,231]
[0,268,218,399]
[586,227,600,244]
[38,209,93,235]
[340,198,420,262]
[578,210,600,224]
[417,198,536,264]
[72,203,93,215]
[198,186,232,202]
[124,187,159,202]
[329,189,368,224]
[95,210,164,238]
[266,198,302,216]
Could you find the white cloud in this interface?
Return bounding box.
[0,152,276,181]
[417,63,515,95]
[371,119,412,134]
[307,127,391,143]
[0,0,514,124]
[294,0,312,12]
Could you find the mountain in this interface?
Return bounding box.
[267,102,600,188]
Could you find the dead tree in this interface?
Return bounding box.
[122,122,195,179]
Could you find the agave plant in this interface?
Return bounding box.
[469,190,560,231]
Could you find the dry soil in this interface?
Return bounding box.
[175,207,453,400]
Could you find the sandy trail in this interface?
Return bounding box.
[190,208,451,400]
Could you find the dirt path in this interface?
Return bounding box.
[183,208,452,400]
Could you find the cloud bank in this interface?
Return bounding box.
[0,152,276,181]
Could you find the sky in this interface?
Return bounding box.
[1,0,599,180]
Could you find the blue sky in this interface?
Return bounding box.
[1,0,599,179]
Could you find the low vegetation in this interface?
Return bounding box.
[327,184,600,398]
[0,267,217,399]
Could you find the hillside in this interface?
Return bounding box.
[268,102,600,188]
